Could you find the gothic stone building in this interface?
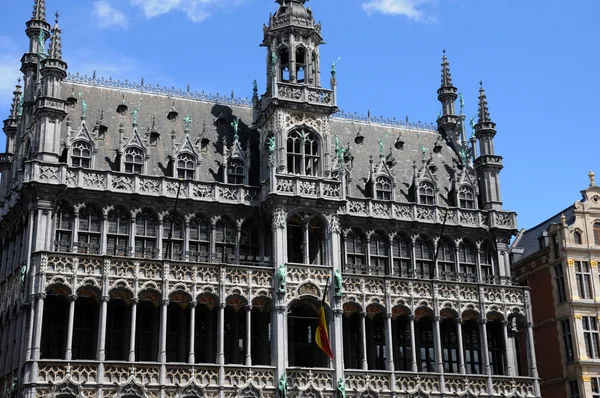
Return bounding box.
[0,1,539,397]
[510,171,600,398]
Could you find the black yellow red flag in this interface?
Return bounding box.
[315,279,334,359]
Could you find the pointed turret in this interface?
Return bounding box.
[474,81,503,210]
[3,81,22,156]
[9,82,22,121]
[32,0,46,21]
[48,14,63,60]
[437,50,458,117]
[22,0,51,110]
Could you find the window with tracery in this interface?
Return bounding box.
[487,321,506,375]
[365,312,387,370]
[441,318,459,373]
[375,176,392,200]
[459,185,475,209]
[345,229,366,274]
[78,206,101,254]
[71,141,92,168]
[189,216,210,262]
[369,232,388,275]
[107,210,130,256]
[279,48,290,82]
[215,219,236,263]
[418,181,435,205]
[480,242,494,281]
[438,239,455,278]
[392,236,411,276]
[463,319,481,374]
[458,242,477,281]
[414,237,433,278]
[162,216,184,260]
[416,316,435,372]
[54,205,73,252]
[287,130,319,176]
[135,211,158,258]
[124,147,144,174]
[343,308,363,369]
[240,219,260,258]
[296,47,306,83]
[227,159,246,184]
[393,315,412,371]
[177,153,196,180]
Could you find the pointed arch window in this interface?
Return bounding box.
[369,232,389,275]
[215,219,236,263]
[288,299,328,368]
[296,47,306,84]
[574,231,583,245]
[458,241,477,281]
[71,141,92,168]
[345,229,366,274]
[459,185,475,209]
[594,222,600,245]
[54,204,73,252]
[463,319,481,374]
[287,129,320,176]
[365,311,387,370]
[416,316,435,372]
[393,314,412,371]
[135,211,158,259]
[279,48,290,82]
[107,209,130,256]
[441,318,459,373]
[227,159,246,185]
[392,236,411,276]
[487,321,506,375]
[414,237,433,278]
[375,176,392,200]
[124,147,144,174]
[78,206,101,255]
[418,181,435,205]
[177,153,196,180]
[240,219,260,258]
[162,215,184,261]
[343,307,363,369]
[189,216,210,262]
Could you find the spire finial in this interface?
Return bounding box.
[48,12,63,60]
[477,81,491,123]
[55,11,59,24]
[441,50,452,87]
[32,0,47,21]
[589,169,596,186]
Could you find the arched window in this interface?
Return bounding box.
[594,222,600,245]
[124,147,144,174]
[135,210,158,259]
[392,235,411,276]
[296,47,306,83]
[215,219,236,263]
[458,241,477,282]
[251,298,272,365]
[136,293,160,362]
[463,319,481,374]
[288,299,328,368]
[279,48,290,82]
[106,297,130,360]
[480,241,494,282]
[393,314,412,371]
[414,236,433,278]
[166,299,191,363]
[240,219,260,259]
[438,238,455,278]
[177,153,196,180]
[107,209,130,256]
[441,318,459,373]
[78,206,101,255]
[311,51,318,84]
[369,232,388,275]
[416,315,435,372]
[342,305,363,369]
[72,288,100,360]
[287,130,319,176]
[189,216,210,262]
[458,185,475,209]
[71,141,92,168]
[487,320,506,375]
[54,204,73,252]
[574,231,583,245]
[375,176,392,200]
[162,215,184,260]
[224,303,247,364]
[366,309,387,370]
[308,217,325,265]
[41,292,68,359]
[227,159,246,185]
[418,181,435,205]
[195,299,218,363]
[345,229,366,274]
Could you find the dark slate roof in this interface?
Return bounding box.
[61,79,464,206]
[516,205,574,258]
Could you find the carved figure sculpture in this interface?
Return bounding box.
[231,117,240,140]
[267,136,276,153]
[278,374,288,398]
[277,263,287,293]
[130,106,139,125]
[334,268,343,296]
[37,30,45,55]
[81,100,88,117]
[459,92,465,114]
[337,378,346,398]
[184,114,192,129]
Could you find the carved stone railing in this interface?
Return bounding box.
[345,198,517,231]
[275,83,335,106]
[22,161,261,205]
[270,174,343,200]
[287,368,334,391]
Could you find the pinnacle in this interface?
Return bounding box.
[48,12,62,60]
[441,50,453,88]
[477,81,491,123]
[32,0,46,21]
[9,80,23,120]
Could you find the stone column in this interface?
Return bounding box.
[128,298,138,362]
[64,295,77,360]
[332,308,345,381]
[456,318,466,374]
[218,302,225,365]
[236,225,242,264]
[100,214,108,255]
[97,296,109,361]
[32,293,46,360]
[303,220,310,264]
[433,316,444,373]
[386,313,395,371]
[159,299,169,363]
[72,210,80,253]
[480,320,490,375]
[26,294,36,360]
[245,305,252,366]
[157,219,164,260]
[189,302,197,364]
[360,312,368,370]
[526,322,538,378]
[388,236,395,276]
[129,216,136,257]
[502,321,513,376]
[409,315,418,372]
[184,221,191,261]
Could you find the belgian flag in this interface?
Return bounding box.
[315,279,334,359]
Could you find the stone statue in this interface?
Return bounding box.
[37,30,45,56]
[184,114,192,130]
[19,264,26,285]
[278,374,288,398]
[419,143,427,160]
[436,110,441,120]
[17,94,23,117]
[271,51,278,72]
[378,138,384,155]
[459,148,467,165]
[334,135,346,161]
[337,378,346,398]
[334,268,343,296]
[277,263,287,293]
[459,92,465,114]
[267,136,276,153]
[131,106,139,125]
[231,117,240,140]
[81,99,88,117]
[469,115,476,133]
[331,57,341,77]
[252,80,258,96]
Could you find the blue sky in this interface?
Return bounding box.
[0,0,599,231]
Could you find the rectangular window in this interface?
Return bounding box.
[583,316,600,359]
[575,261,592,299]
[561,319,574,362]
[592,378,600,398]
[569,380,580,398]
[554,263,567,303]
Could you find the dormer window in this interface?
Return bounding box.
[279,48,290,82]
[124,147,144,174]
[177,153,195,180]
[296,47,306,84]
[418,181,435,205]
[227,159,246,184]
[459,185,475,209]
[71,141,92,168]
[287,129,319,176]
[375,176,392,200]
[574,231,582,245]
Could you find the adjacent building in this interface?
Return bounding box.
[511,171,600,398]
[0,0,539,397]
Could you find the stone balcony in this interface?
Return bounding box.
[265,173,344,201]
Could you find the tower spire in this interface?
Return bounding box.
[437,50,458,117]
[441,49,452,87]
[49,12,62,60]
[477,81,491,123]
[32,0,46,22]
[9,80,23,120]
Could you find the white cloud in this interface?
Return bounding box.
[362,0,434,22]
[94,1,129,29]
[130,0,246,23]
